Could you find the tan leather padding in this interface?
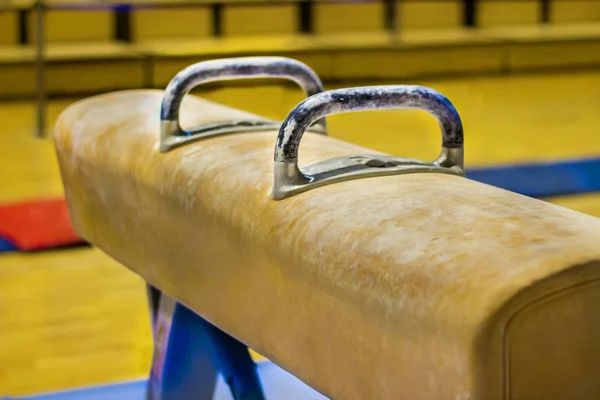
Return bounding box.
[53,90,600,400]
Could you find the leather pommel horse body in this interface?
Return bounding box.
[54,57,600,400]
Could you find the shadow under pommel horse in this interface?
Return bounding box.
[53,56,600,400]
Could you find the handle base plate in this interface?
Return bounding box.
[273,154,464,200]
[161,119,326,152]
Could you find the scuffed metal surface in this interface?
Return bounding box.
[275,85,464,163]
[161,56,324,126]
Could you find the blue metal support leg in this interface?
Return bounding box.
[147,294,265,400]
[200,319,265,400]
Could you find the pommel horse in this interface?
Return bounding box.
[53,56,600,400]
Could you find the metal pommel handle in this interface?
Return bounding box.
[160,56,326,152]
[272,85,465,200]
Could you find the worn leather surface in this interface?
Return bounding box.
[54,90,600,400]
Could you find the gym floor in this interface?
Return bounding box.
[2,69,600,397]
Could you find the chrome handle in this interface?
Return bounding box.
[272,85,465,200]
[160,56,327,152]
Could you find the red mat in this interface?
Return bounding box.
[0,198,85,251]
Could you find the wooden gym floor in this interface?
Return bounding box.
[2,70,600,397]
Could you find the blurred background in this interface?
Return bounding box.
[1,0,600,397]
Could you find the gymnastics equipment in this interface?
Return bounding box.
[53,56,600,400]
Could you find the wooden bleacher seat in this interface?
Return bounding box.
[0,11,18,46]
[0,41,144,98]
[0,45,35,97]
[398,0,462,31]
[0,0,33,45]
[139,34,328,87]
[0,0,33,11]
[314,0,384,34]
[223,2,297,36]
[141,28,506,87]
[551,0,600,24]
[132,6,213,41]
[479,0,539,27]
[318,31,503,80]
[42,42,145,95]
[29,0,113,43]
[484,23,600,71]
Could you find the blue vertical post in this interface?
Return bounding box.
[147,294,265,400]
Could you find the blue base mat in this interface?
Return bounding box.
[15,361,327,400]
[467,157,600,199]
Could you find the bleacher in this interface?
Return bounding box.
[1,0,600,100]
